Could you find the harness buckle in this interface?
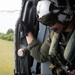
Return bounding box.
[49,64,56,69]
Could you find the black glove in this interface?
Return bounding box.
[20,21,34,36]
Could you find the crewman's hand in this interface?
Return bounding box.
[17,48,25,57]
[20,21,34,36]
[26,32,34,44]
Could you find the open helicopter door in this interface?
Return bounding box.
[14,0,75,75]
[14,0,39,75]
[14,0,53,75]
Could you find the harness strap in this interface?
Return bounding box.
[49,19,75,71]
[49,32,60,56]
[64,30,75,61]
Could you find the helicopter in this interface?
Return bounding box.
[14,0,75,75]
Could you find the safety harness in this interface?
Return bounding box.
[49,21,75,74]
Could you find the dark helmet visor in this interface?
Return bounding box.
[37,12,58,26]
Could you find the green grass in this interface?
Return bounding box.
[0,39,14,75]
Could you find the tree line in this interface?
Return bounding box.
[0,29,14,41]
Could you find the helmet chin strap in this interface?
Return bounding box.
[60,21,70,32]
[50,20,70,32]
[51,28,57,32]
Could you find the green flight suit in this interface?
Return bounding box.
[27,30,63,63]
[27,31,53,63]
[27,29,75,63]
[27,29,75,75]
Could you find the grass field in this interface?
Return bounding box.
[0,39,14,75]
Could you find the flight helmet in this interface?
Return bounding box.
[36,0,73,26]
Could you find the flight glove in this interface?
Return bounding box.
[20,21,34,36]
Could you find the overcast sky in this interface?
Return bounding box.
[0,0,22,10]
[0,0,22,33]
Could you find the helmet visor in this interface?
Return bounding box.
[37,13,58,26]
